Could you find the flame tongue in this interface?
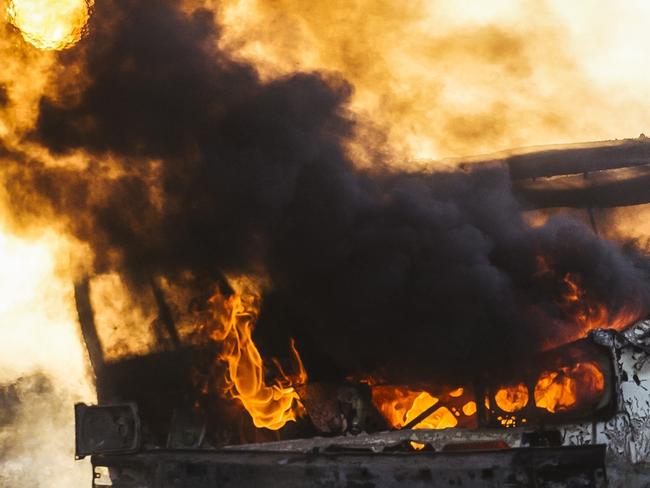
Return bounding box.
[204,279,307,430]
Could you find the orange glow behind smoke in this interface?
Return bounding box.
[205,280,307,430]
[535,255,642,347]
[560,272,640,336]
[6,0,93,50]
[534,362,605,413]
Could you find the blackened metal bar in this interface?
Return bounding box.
[74,278,105,378]
[402,402,440,430]
[150,276,181,349]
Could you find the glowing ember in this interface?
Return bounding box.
[496,414,524,428]
[204,279,307,430]
[534,362,605,413]
[449,387,464,397]
[462,401,477,416]
[6,0,93,50]
[494,383,529,413]
[410,441,425,450]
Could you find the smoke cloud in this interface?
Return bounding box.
[0,226,94,486]
[0,373,89,488]
[3,0,650,384]
[215,0,650,160]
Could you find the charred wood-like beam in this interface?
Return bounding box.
[506,137,650,180]
[401,402,440,430]
[150,277,181,349]
[74,278,104,378]
[512,163,650,208]
[455,136,650,208]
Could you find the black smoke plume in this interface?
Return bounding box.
[5,0,650,383]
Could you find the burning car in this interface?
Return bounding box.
[74,138,650,487]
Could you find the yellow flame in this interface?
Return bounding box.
[205,279,307,430]
[408,400,458,431]
[7,0,93,50]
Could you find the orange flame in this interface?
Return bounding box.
[462,401,477,416]
[205,280,307,430]
[536,256,641,346]
[371,360,606,432]
[494,383,529,413]
[371,386,461,431]
[534,361,604,413]
[559,272,638,333]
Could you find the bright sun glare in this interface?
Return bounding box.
[6,0,93,50]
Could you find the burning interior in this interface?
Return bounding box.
[69,125,650,485]
[72,262,635,445]
[71,136,650,487]
[73,227,650,487]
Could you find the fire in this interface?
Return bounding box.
[494,383,529,413]
[371,386,459,450]
[203,279,307,430]
[371,386,460,431]
[371,386,432,428]
[560,272,639,334]
[371,358,606,433]
[6,0,93,50]
[534,362,605,413]
[536,256,642,346]
[462,401,477,416]
[406,395,457,431]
